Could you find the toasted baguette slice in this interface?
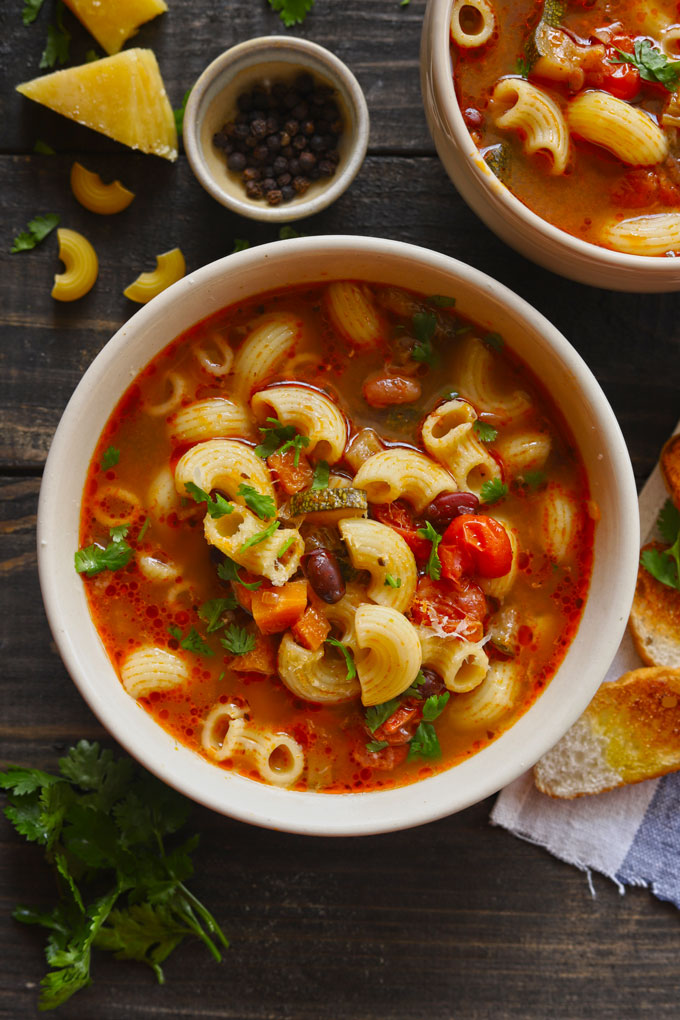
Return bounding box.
[629,544,680,668]
[660,434,680,507]
[534,667,680,798]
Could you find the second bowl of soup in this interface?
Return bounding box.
[422,0,680,290]
[38,236,638,834]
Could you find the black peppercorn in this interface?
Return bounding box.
[245,180,263,198]
[299,150,316,173]
[227,151,247,172]
[267,189,283,205]
[293,176,310,195]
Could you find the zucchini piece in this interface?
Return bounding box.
[289,486,368,524]
[523,0,567,70]
[484,143,510,182]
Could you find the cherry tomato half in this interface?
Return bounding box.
[441,513,513,579]
[586,35,640,101]
[372,500,431,563]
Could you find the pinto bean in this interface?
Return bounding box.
[424,490,480,531]
[302,548,346,604]
[362,372,421,408]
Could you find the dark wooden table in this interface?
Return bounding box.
[2,2,679,1017]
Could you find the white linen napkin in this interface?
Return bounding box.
[491,420,680,906]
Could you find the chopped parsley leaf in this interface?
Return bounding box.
[278,225,304,239]
[33,139,55,155]
[173,88,191,134]
[217,557,262,590]
[184,482,233,519]
[473,421,498,443]
[267,0,315,28]
[422,692,450,722]
[75,527,133,576]
[277,534,296,559]
[198,597,237,633]
[480,478,508,505]
[417,520,443,580]
[325,637,356,682]
[221,625,256,656]
[640,500,680,591]
[428,294,456,308]
[22,0,47,25]
[101,445,120,470]
[403,670,427,698]
[366,740,389,752]
[232,238,251,253]
[365,697,402,733]
[255,417,310,466]
[613,39,680,92]
[407,721,442,761]
[312,460,330,490]
[137,517,151,543]
[237,483,276,520]
[411,310,438,366]
[238,519,280,553]
[11,212,59,253]
[169,626,214,656]
[384,573,402,588]
[520,469,547,491]
[482,331,504,351]
[40,1,70,69]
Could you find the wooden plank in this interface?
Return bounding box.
[1,154,678,474]
[0,0,433,156]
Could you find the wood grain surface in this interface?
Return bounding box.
[1,1,679,1018]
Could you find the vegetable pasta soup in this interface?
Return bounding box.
[452,0,680,255]
[76,281,595,792]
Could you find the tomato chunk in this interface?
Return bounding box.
[410,575,487,640]
[586,35,640,101]
[372,500,430,563]
[441,513,512,579]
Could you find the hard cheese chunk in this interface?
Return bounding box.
[63,0,168,55]
[16,49,177,161]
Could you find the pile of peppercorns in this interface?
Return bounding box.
[213,72,344,206]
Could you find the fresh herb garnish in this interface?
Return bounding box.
[169,626,214,656]
[40,0,70,69]
[312,460,330,490]
[101,445,120,470]
[640,498,680,590]
[407,722,442,760]
[33,138,55,154]
[22,0,46,25]
[482,331,504,351]
[325,637,357,682]
[237,483,276,520]
[0,741,228,1011]
[473,421,498,443]
[85,48,100,61]
[366,740,389,752]
[174,88,191,134]
[364,697,401,733]
[184,482,233,519]
[277,534,296,558]
[255,417,310,466]
[422,692,450,721]
[384,573,402,588]
[11,212,59,253]
[428,294,456,308]
[403,670,427,698]
[520,469,547,491]
[137,517,151,543]
[480,478,508,505]
[613,39,680,92]
[239,519,280,553]
[411,310,438,367]
[217,557,262,590]
[267,0,315,28]
[417,520,443,580]
[278,225,304,239]
[516,56,531,78]
[221,625,256,656]
[442,389,459,402]
[198,598,237,633]
[75,526,133,577]
[232,238,251,253]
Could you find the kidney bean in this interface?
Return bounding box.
[424,490,480,531]
[303,549,346,604]
[417,668,447,700]
[362,372,422,407]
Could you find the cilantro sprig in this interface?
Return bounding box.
[75,526,133,577]
[185,482,233,519]
[101,445,120,470]
[168,625,214,656]
[325,637,356,682]
[255,417,310,466]
[473,421,498,443]
[417,520,443,580]
[198,597,237,633]
[384,574,402,588]
[411,310,438,367]
[312,460,330,490]
[217,557,262,591]
[640,498,680,590]
[267,0,315,27]
[0,742,228,1011]
[11,212,59,253]
[480,478,508,505]
[237,483,276,520]
[40,0,70,69]
[238,519,280,553]
[613,39,680,92]
[221,625,256,656]
[174,88,191,134]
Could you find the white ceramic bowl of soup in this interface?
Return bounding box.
[421,0,680,292]
[38,236,638,835]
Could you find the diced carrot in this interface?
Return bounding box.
[232,570,263,613]
[291,604,331,651]
[251,580,308,635]
[230,632,277,675]
[267,447,314,494]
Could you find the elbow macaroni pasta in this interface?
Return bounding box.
[175,439,276,505]
[449,0,496,48]
[202,701,304,786]
[539,483,579,563]
[123,248,186,304]
[324,282,383,349]
[354,604,422,706]
[121,645,188,698]
[453,337,531,421]
[416,626,489,693]
[492,78,570,175]
[232,313,302,401]
[52,228,98,301]
[567,91,669,166]
[495,430,551,477]
[193,333,235,377]
[338,517,417,613]
[70,161,135,214]
[600,213,680,256]
[169,398,252,443]
[144,371,187,417]
[251,385,347,463]
[204,505,303,585]
[421,398,501,495]
[448,661,521,729]
[353,447,458,512]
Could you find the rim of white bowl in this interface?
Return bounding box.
[37,236,639,836]
[425,0,680,282]
[183,36,370,222]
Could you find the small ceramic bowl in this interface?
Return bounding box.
[183,36,370,222]
[420,0,680,292]
[37,236,639,836]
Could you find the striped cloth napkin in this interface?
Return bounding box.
[491,421,680,907]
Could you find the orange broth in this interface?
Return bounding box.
[453,0,680,252]
[78,281,595,793]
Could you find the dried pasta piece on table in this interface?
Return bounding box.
[52,228,98,302]
[124,248,186,303]
[70,161,135,214]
